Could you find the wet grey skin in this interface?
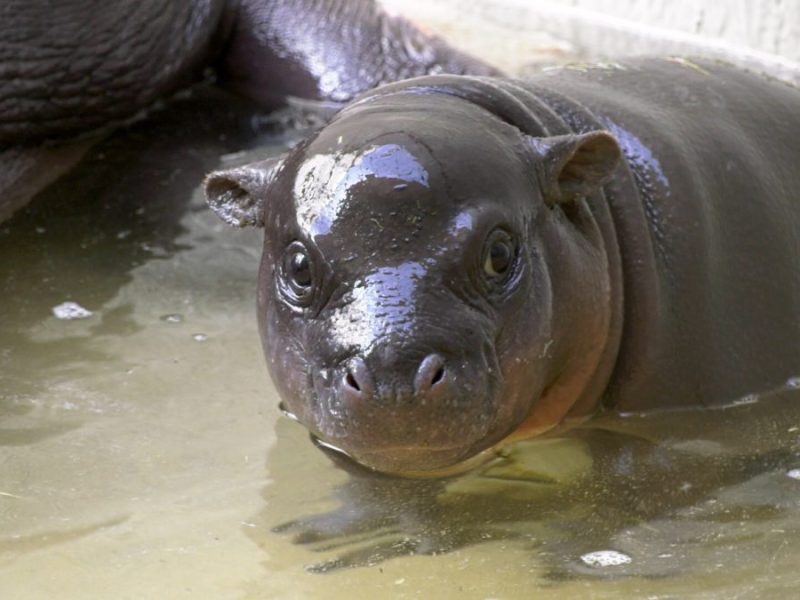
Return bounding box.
[206,57,800,475]
[0,0,498,221]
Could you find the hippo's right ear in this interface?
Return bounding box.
[204,156,285,227]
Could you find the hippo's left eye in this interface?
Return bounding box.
[482,229,516,280]
[279,241,316,307]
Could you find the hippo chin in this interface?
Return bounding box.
[206,57,800,475]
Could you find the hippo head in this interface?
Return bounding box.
[205,77,621,475]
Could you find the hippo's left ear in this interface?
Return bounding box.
[526,131,621,206]
[204,156,285,227]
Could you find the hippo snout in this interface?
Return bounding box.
[306,346,500,473]
[339,353,449,407]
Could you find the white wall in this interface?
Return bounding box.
[381,0,800,83]
[552,0,800,60]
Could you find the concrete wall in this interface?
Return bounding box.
[552,0,800,60]
[381,0,800,83]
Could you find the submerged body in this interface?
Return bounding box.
[207,57,800,474]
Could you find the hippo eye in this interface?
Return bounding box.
[482,230,516,279]
[289,252,312,288]
[280,241,315,306]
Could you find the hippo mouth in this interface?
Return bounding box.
[297,376,504,474]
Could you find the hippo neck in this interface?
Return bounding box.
[502,79,626,420]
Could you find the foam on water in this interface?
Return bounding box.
[51,302,93,320]
[580,550,633,568]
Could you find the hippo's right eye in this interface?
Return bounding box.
[289,252,312,287]
[279,241,316,307]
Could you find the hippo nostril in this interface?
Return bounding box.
[415,354,448,394]
[341,357,374,399]
[345,371,360,392]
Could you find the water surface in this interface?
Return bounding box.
[1,88,800,600]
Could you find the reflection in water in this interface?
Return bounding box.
[258,386,800,581]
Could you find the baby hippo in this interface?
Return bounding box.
[206,58,800,475]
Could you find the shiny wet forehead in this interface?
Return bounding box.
[287,101,530,246]
[292,134,436,240]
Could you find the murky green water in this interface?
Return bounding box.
[2,89,800,600]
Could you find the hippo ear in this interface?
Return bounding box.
[204,156,285,227]
[526,131,621,206]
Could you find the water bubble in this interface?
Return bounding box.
[52,302,93,320]
[786,377,800,389]
[191,333,208,342]
[787,469,800,481]
[580,550,632,568]
[160,314,183,323]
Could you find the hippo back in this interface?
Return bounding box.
[523,58,800,410]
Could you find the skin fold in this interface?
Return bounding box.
[206,57,800,475]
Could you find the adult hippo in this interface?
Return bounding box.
[206,57,800,475]
[0,0,496,221]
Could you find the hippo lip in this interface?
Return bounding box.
[316,436,464,458]
[330,443,488,476]
[313,434,495,477]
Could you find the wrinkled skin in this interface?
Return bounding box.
[0,0,498,221]
[206,58,800,475]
